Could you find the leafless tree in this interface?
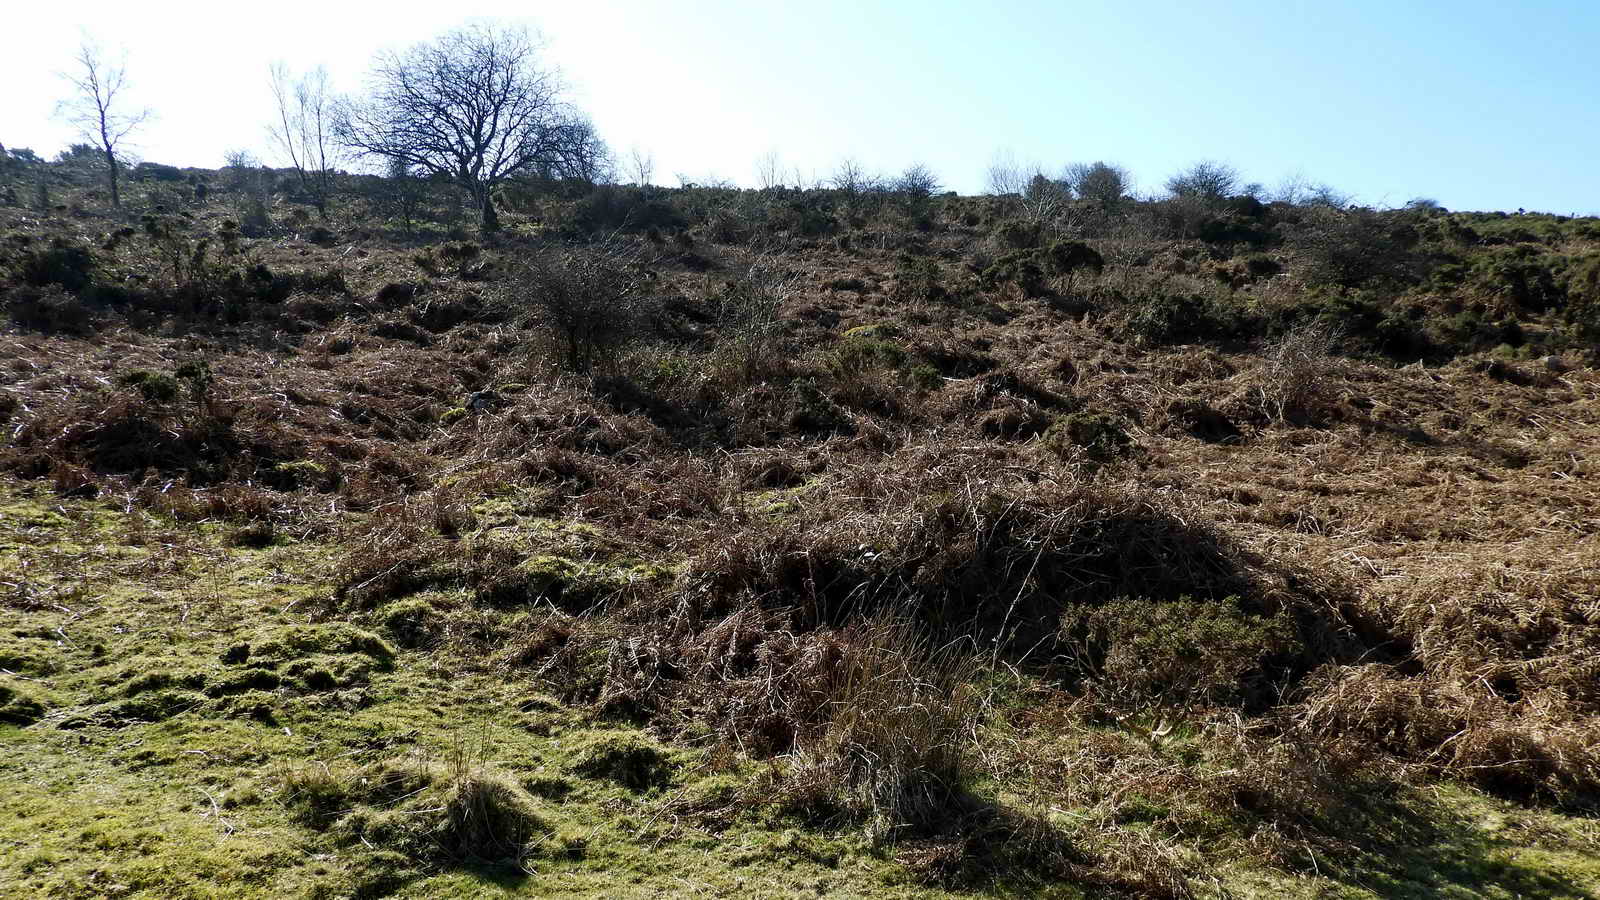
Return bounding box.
[986,149,1027,196]
[544,118,612,184]
[894,162,940,201]
[57,37,150,209]
[268,63,338,217]
[1023,172,1070,221]
[987,150,1066,221]
[755,149,784,190]
[335,22,602,233]
[1165,160,1240,202]
[626,145,655,187]
[1270,171,1349,208]
[829,157,880,194]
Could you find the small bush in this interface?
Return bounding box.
[565,184,685,236]
[1248,321,1342,424]
[1042,240,1104,289]
[1127,292,1247,346]
[1471,247,1562,311]
[6,285,95,334]
[19,241,95,292]
[991,219,1043,251]
[1243,253,1281,277]
[891,256,955,306]
[708,263,794,385]
[1293,206,1429,289]
[118,370,181,404]
[521,246,651,372]
[1563,254,1600,340]
[981,250,1048,297]
[828,333,909,376]
[134,162,185,183]
[1059,597,1298,711]
[1046,411,1134,465]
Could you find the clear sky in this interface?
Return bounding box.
[4,0,1597,213]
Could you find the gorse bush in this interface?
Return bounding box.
[19,241,95,292]
[1043,239,1104,291]
[1045,410,1134,466]
[991,219,1043,251]
[6,285,95,333]
[1126,290,1248,346]
[1563,253,1600,339]
[118,370,181,404]
[1059,596,1298,712]
[981,250,1048,297]
[565,184,684,236]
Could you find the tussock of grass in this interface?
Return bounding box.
[287,754,543,866]
[777,619,978,843]
[0,678,49,725]
[439,767,544,863]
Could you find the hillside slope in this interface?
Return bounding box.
[2,160,1598,897]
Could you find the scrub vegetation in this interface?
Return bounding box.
[3,96,1600,898]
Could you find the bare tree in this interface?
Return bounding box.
[1270,171,1349,208]
[829,157,880,194]
[626,145,655,187]
[222,149,271,233]
[894,162,941,201]
[755,149,784,190]
[987,150,1066,221]
[986,149,1026,196]
[1023,172,1069,221]
[58,37,150,209]
[543,118,612,184]
[268,63,338,217]
[335,22,601,233]
[1165,160,1240,202]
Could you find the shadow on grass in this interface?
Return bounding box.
[1306,787,1596,899]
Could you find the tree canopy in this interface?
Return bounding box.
[336,23,604,232]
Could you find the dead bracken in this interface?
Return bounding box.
[2,118,1599,899]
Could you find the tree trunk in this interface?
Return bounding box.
[104,146,119,209]
[478,185,500,234]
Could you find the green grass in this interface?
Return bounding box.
[0,481,960,898]
[1,479,1596,898]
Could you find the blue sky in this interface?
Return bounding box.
[4,0,1597,213]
